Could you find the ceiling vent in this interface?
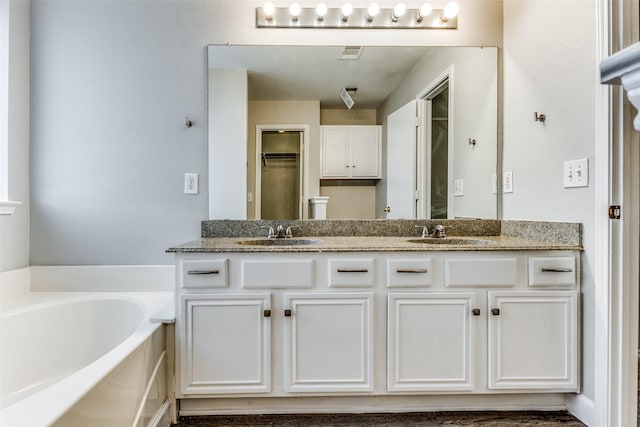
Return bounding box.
[339,46,364,60]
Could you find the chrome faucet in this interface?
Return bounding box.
[415,224,449,238]
[264,224,299,238]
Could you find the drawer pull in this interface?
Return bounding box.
[541,267,573,273]
[263,310,271,318]
[396,268,428,274]
[491,308,500,316]
[337,268,369,273]
[472,308,481,316]
[284,309,292,317]
[187,269,220,275]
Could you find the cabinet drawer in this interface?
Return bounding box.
[446,258,518,287]
[242,259,314,288]
[328,258,375,288]
[386,259,433,288]
[181,259,228,289]
[528,257,577,287]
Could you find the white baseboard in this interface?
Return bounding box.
[29,265,175,292]
[566,393,595,426]
[148,400,172,427]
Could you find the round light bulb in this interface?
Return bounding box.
[419,3,432,18]
[393,3,407,18]
[263,2,275,18]
[442,1,459,20]
[289,2,301,19]
[368,3,380,18]
[342,3,354,17]
[316,2,328,17]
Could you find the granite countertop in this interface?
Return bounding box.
[167,219,583,253]
[167,235,582,253]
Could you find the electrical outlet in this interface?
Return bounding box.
[563,159,589,188]
[184,173,199,194]
[247,192,253,202]
[503,171,514,193]
[454,179,464,196]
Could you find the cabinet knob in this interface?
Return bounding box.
[491,308,500,316]
[472,308,481,316]
[284,309,292,317]
[263,309,271,318]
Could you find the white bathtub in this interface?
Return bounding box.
[0,290,173,427]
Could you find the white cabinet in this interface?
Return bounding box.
[180,293,271,395]
[487,291,578,390]
[321,125,381,178]
[284,293,374,392]
[387,292,477,392]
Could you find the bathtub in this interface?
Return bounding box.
[0,291,174,427]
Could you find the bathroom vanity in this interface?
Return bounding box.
[168,220,582,415]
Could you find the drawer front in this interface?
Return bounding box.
[528,257,577,287]
[328,258,375,288]
[446,258,518,287]
[386,259,433,288]
[242,259,314,288]
[182,259,228,289]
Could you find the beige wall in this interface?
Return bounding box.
[248,100,320,219]
[320,186,376,219]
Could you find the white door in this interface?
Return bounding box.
[386,100,417,218]
[487,291,578,391]
[321,126,349,177]
[387,292,477,392]
[180,293,271,394]
[283,293,374,393]
[350,126,380,177]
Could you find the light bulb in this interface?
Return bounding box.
[392,3,406,21]
[289,2,301,20]
[367,3,380,21]
[263,2,275,18]
[418,3,432,21]
[442,1,459,21]
[316,2,328,19]
[342,2,353,21]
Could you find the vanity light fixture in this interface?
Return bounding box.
[392,3,406,22]
[316,3,328,21]
[256,3,458,29]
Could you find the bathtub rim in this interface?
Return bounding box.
[0,291,174,427]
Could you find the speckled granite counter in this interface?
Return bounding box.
[167,219,582,253]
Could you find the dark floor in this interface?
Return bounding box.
[171,411,586,426]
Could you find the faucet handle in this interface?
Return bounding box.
[285,225,300,238]
[414,225,429,238]
[261,225,275,238]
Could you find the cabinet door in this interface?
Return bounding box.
[487,291,578,390]
[387,293,477,392]
[321,127,349,177]
[180,293,271,394]
[284,293,374,392]
[349,126,381,177]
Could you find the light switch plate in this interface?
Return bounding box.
[563,159,589,188]
[503,171,514,193]
[454,179,464,196]
[184,173,199,194]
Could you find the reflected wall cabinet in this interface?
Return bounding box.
[321,125,382,179]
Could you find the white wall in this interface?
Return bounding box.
[0,0,29,273]
[502,0,597,400]
[29,0,503,265]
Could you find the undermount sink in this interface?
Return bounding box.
[406,237,497,245]
[237,238,321,246]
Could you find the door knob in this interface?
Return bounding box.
[384,206,391,213]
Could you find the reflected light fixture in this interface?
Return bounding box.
[417,3,432,22]
[341,3,353,21]
[316,2,328,20]
[442,1,460,21]
[256,3,458,29]
[367,3,380,21]
[392,3,406,22]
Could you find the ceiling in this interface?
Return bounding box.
[208,45,430,109]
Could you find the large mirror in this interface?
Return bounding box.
[208,45,498,220]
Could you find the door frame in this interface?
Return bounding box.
[416,66,455,219]
[255,124,310,220]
